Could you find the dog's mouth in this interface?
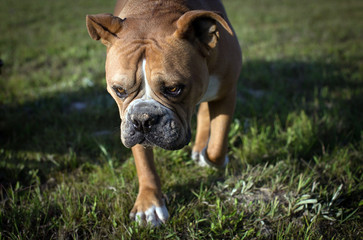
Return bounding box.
[138,138,151,146]
[121,124,191,150]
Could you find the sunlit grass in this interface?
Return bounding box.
[0,0,362,239]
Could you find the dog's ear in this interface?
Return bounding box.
[174,10,233,56]
[86,14,125,46]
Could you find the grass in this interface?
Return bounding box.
[0,0,362,239]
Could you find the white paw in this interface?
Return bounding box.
[191,151,200,161]
[192,147,229,168]
[130,204,169,227]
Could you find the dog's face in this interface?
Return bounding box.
[105,36,207,150]
[86,12,231,150]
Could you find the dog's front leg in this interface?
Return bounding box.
[129,144,169,226]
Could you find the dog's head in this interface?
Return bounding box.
[86,11,231,150]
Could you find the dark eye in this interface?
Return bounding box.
[164,86,183,97]
[113,86,127,99]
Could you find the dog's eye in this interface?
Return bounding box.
[165,86,182,97]
[113,86,127,98]
[169,87,177,92]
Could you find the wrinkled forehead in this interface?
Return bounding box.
[104,33,198,84]
[105,42,163,78]
[105,42,143,83]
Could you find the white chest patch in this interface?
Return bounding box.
[199,75,220,103]
[142,59,152,100]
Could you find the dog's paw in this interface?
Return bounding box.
[192,147,229,168]
[129,189,169,227]
[191,150,200,162]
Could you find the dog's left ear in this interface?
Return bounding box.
[86,14,124,46]
[173,10,233,56]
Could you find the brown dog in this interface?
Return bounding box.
[86,0,241,226]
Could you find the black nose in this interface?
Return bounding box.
[131,113,159,133]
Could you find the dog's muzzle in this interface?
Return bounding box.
[121,99,190,150]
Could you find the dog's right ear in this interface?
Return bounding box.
[86,14,125,46]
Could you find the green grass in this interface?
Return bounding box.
[0,0,362,239]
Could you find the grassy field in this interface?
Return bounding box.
[0,0,362,239]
